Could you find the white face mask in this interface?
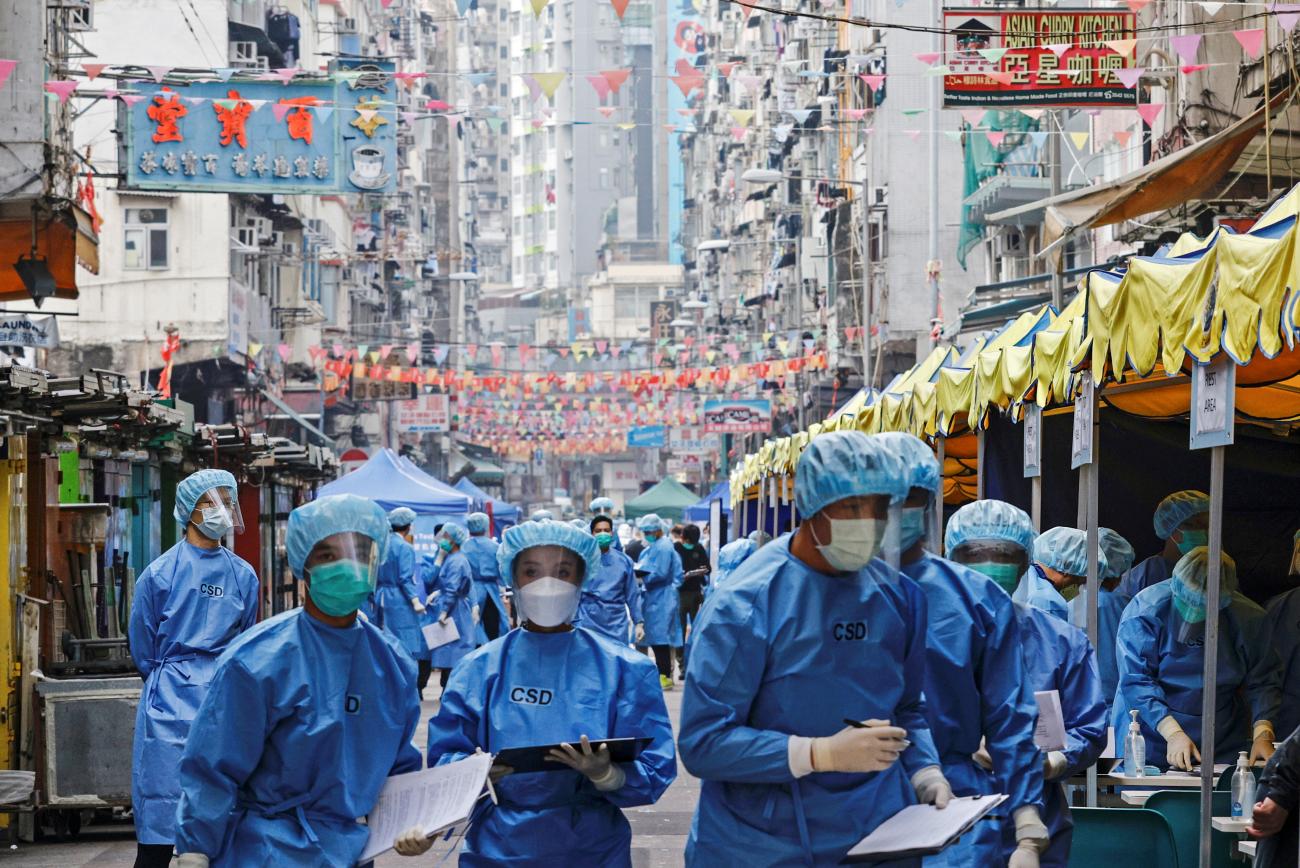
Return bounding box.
[197,506,234,540]
[813,517,886,573]
[517,576,581,627]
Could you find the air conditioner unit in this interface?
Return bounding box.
[338,16,358,34]
[304,218,325,238]
[230,41,259,67]
[235,227,257,249]
[282,240,298,256]
[563,149,573,161]
[869,185,888,207]
[267,230,284,249]
[247,217,273,240]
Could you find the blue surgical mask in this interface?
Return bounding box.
[898,507,927,552]
[967,561,1023,594]
[439,539,453,553]
[1175,530,1208,555]
[595,532,614,549]
[308,560,373,617]
[197,507,233,540]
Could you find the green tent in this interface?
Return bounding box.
[623,477,699,522]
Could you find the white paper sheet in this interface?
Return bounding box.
[359,752,493,862]
[1033,689,1067,751]
[422,617,460,650]
[843,794,1007,859]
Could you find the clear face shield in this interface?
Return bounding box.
[192,485,244,539]
[303,531,382,617]
[511,545,585,627]
[948,539,1030,595]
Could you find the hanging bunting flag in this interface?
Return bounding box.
[959,108,985,126]
[729,108,754,126]
[905,129,921,142]
[924,65,951,76]
[987,71,1015,86]
[845,108,868,121]
[1104,38,1137,56]
[789,108,813,125]
[1276,4,1300,32]
[610,0,631,18]
[1234,28,1266,58]
[1020,108,1045,120]
[671,71,705,97]
[529,0,550,16]
[735,73,763,95]
[1137,102,1164,125]
[977,47,1009,63]
[601,68,631,94]
[1169,34,1202,64]
[986,131,1005,146]
[425,98,453,111]
[1180,64,1208,74]
[914,52,941,66]
[532,71,566,100]
[597,105,617,118]
[860,73,885,91]
[521,75,544,103]
[1045,43,1071,58]
[586,74,612,100]
[1125,0,1152,10]
[1115,67,1143,88]
[729,125,747,142]
[1114,129,1133,146]
[0,59,17,89]
[405,342,420,363]
[43,80,78,102]
[617,122,636,130]
[1069,131,1090,151]
[717,61,739,78]
[277,344,292,362]
[81,63,107,81]
[1198,0,1225,14]
[146,65,171,83]
[901,108,926,116]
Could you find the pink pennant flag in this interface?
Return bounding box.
[1275,4,1300,33]
[860,73,885,91]
[81,63,107,81]
[1234,28,1265,58]
[1114,129,1133,147]
[1137,102,1164,125]
[610,0,631,19]
[425,99,453,111]
[1180,64,1208,74]
[730,125,747,142]
[1115,67,1143,88]
[103,88,119,100]
[272,102,293,122]
[845,108,868,121]
[1045,43,1071,58]
[986,131,1006,146]
[146,65,171,83]
[43,79,78,103]
[0,59,17,89]
[960,108,985,126]
[277,344,292,362]
[915,52,941,66]
[735,73,763,94]
[601,68,631,93]
[1104,38,1137,57]
[522,75,543,102]
[120,93,145,106]
[379,344,394,360]
[905,129,921,142]
[1125,0,1152,10]
[1169,34,1202,64]
[406,342,420,363]
[718,61,739,78]
[597,105,617,118]
[274,67,299,85]
[531,118,545,129]
[332,343,345,358]
[586,74,612,101]
[987,71,1015,86]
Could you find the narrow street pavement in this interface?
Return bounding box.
[0,681,695,867]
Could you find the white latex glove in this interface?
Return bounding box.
[546,735,626,791]
[471,605,481,625]
[1008,842,1041,868]
[425,591,439,606]
[393,826,434,857]
[411,597,426,615]
[474,747,513,783]
[175,855,210,868]
[634,623,646,643]
[438,611,450,626]
[1251,722,1277,766]
[1013,805,1050,858]
[912,766,953,809]
[811,720,907,773]
[1044,750,1068,782]
[972,737,993,771]
[1158,716,1200,771]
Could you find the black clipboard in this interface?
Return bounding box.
[494,737,652,774]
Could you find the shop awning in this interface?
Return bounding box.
[259,387,333,447]
[0,205,98,302]
[986,95,1275,254]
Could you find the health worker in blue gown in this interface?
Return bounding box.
[1118,490,1210,598]
[705,530,768,598]
[679,431,950,867]
[462,512,508,645]
[875,434,1047,868]
[632,512,682,689]
[395,520,676,866]
[173,494,422,868]
[1265,529,1300,739]
[129,469,259,868]
[946,500,1108,868]
[1014,527,1102,623]
[430,522,476,690]
[1069,527,1135,714]
[365,506,427,659]
[1113,546,1281,770]
[574,514,643,644]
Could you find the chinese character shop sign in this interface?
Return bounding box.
[942,9,1137,107]
[122,61,398,194]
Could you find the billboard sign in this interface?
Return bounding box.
[627,425,667,448]
[603,461,640,488]
[669,427,720,453]
[942,9,1137,107]
[121,60,398,194]
[396,394,450,432]
[0,314,59,348]
[703,399,771,434]
[650,300,677,341]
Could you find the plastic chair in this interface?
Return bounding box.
[1145,789,1236,868]
[1068,807,1179,868]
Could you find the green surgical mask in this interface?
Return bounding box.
[1175,530,1208,555]
[1060,583,1080,602]
[439,539,453,553]
[682,542,695,551]
[595,532,614,549]
[968,561,1023,594]
[308,560,373,617]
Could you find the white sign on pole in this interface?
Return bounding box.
[395,394,450,432]
[1023,404,1042,478]
[1189,356,1236,449]
[1070,378,1094,469]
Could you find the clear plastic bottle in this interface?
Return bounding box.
[1125,709,1145,776]
[1231,751,1257,820]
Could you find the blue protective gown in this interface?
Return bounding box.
[128,541,259,845]
[1117,554,1175,599]
[173,609,422,866]
[635,535,683,647]
[462,535,508,645]
[1013,564,1070,622]
[1266,588,1300,738]
[431,550,476,670]
[411,555,441,663]
[680,535,940,867]
[1003,603,1108,867]
[1069,587,1130,714]
[574,548,643,644]
[425,626,677,867]
[1112,582,1282,766]
[705,538,757,599]
[364,533,424,657]
[902,553,1043,868]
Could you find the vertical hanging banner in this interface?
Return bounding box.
[120,60,397,194]
[1023,403,1042,478]
[1070,378,1094,469]
[1189,356,1236,449]
[942,9,1138,107]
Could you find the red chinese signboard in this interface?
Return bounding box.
[942,8,1137,108]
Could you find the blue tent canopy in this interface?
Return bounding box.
[317,449,471,517]
[454,477,520,531]
[685,481,731,522]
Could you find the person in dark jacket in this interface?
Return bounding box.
[674,524,711,671]
[1250,724,1300,867]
